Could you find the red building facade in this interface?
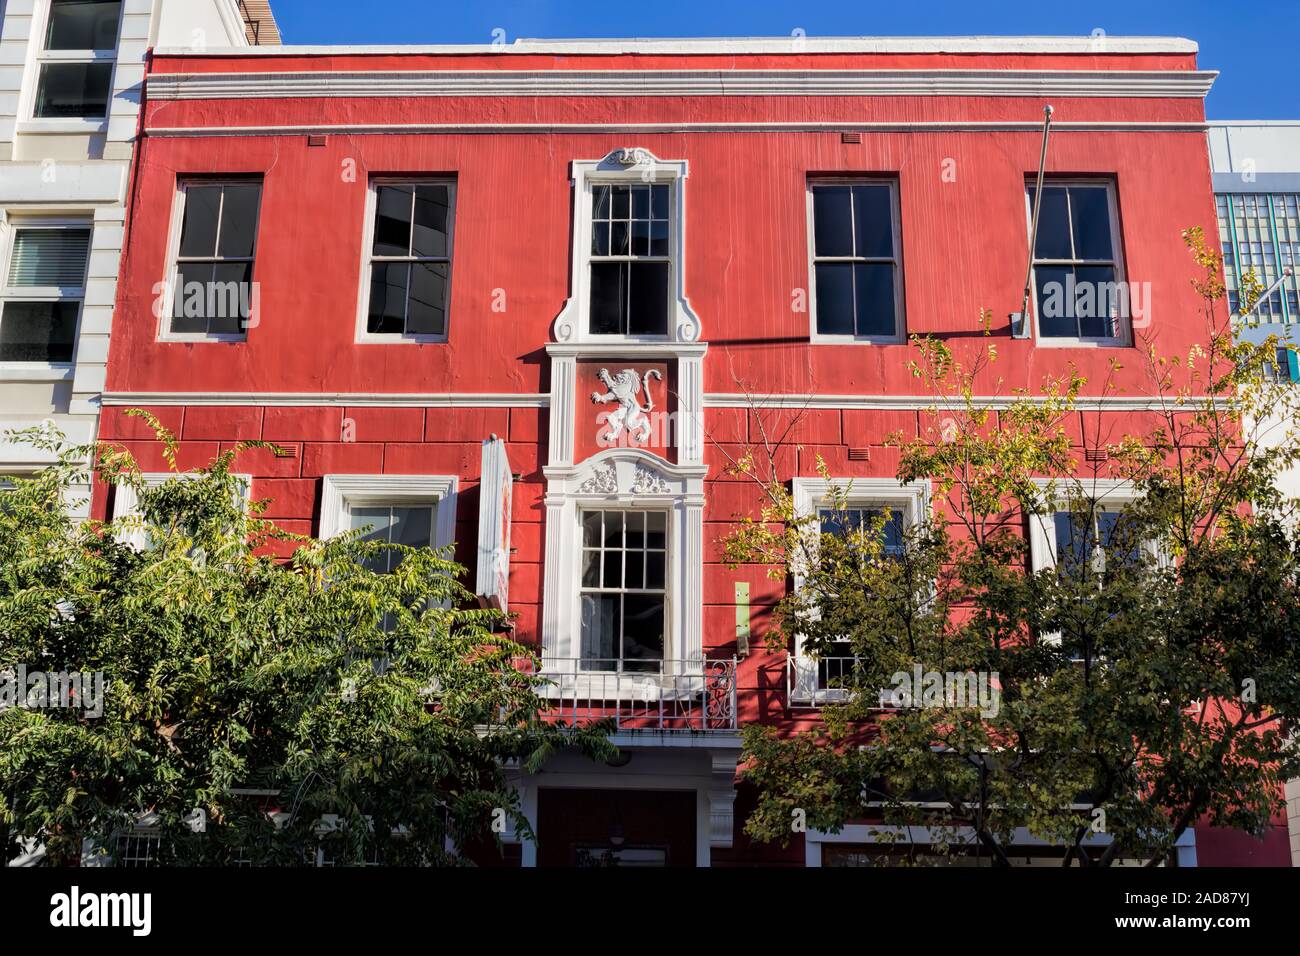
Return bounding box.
[96,36,1286,865]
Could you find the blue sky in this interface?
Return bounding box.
[267,0,1296,119]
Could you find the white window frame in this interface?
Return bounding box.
[158,178,264,344]
[551,148,701,346]
[788,477,931,702]
[24,0,124,130]
[1026,477,1166,655]
[112,472,252,549]
[355,177,457,345]
[318,474,457,552]
[1024,178,1130,348]
[0,216,91,373]
[807,177,906,345]
[541,449,704,677]
[576,505,671,673]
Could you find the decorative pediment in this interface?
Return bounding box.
[549,449,705,500]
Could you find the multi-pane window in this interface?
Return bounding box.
[588,183,670,335]
[815,506,905,685]
[1052,508,1142,581]
[579,509,667,671]
[365,181,454,338]
[1028,182,1126,342]
[1,224,89,362]
[168,181,262,336]
[33,0,121,119]
[348,504,436,633]
[810,181,903,339]
[1216,193,1300,322]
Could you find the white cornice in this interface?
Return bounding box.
[151,36,1199,56]
[100,392,549,407]
[702,393,1228,411]
[145,68,1217,100]
[146,121,1211,138]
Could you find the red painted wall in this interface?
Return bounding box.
[97,44,1265,866]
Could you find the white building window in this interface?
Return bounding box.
[163,180,263,340]
[551,149,701,346]
[1026,479,1162,658]
[32,0,122,119]
[0,221,90,364]
[358,180,455,342]
[579,508,668,672]
[1026,180,1128,345]
[808,179,904,342]
[319,475,457,553]
[112,472,251,549]
[788,477,930,701]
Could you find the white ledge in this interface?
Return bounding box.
[152,35,1199,56]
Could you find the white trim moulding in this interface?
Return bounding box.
[99,392,550,408]
[144,68,1218,101]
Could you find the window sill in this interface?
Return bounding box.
[810,334,906,345]
[356,333,448,345]
[1032,336,1130,349]
[157,333,248,344]
[0,362,75,382]
[16,118,109,136]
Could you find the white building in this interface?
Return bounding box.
[0,0,278,511]
[1209,121,1300,867]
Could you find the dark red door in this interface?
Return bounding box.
[536,788,696,867]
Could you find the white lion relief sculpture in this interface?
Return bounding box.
[591,367,663,445]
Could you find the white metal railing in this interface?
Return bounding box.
[520,657,737,732]
[788,655,862,708]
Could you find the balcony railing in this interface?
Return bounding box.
[520,657,738,732]
[788,655,863,708]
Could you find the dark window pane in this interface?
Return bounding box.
[631,219,650,257]
[216,184,261,259]
[815,262,854,334]
[373,185,413,257]
[407,262,448,335]
[580,594,618,666]
[0,301,78,362]
[649,220,669,257]
[853,263,897,337]
[412,184,450,259]
[812,185,853,257]
[33,62,112,118]
[625,551,645,589]
[46,0,121,50]
[391,506,433,550]
[592,222,610,256]
[1053,511,1090,578]
[645,511,666,549]
[178,186,221,258]
[171,261,211,332]
[209,261,253,334]
[1069,186,1114,261]
[592,185,611,219]
[367,262,408,334]
[602,512,623,549]
[621,595,665,670]
[1034,265,1075,337]
[583,510,603,548]
[645,550,665,590]
[609,221,629,255]
[624,510,644,549]
[602,550,621,588]
[582,550,601,588]
[589,262,626,334]
[1074,265,1119,339]
[6,228,90,287]
[611,185,630,219]
[627,261,668,334]
[651,184,669,219]
[1031,186,1072,260]
[852,184,895,259]
[632,185,652,220]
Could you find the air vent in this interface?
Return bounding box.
[847,447,871,461]
[841,132,862,144]
[307,134,327,147]
[1084,447,1108,463]
[273,443,299,459]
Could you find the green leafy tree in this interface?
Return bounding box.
[0,414,610,866]
[728,231,1300,866]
